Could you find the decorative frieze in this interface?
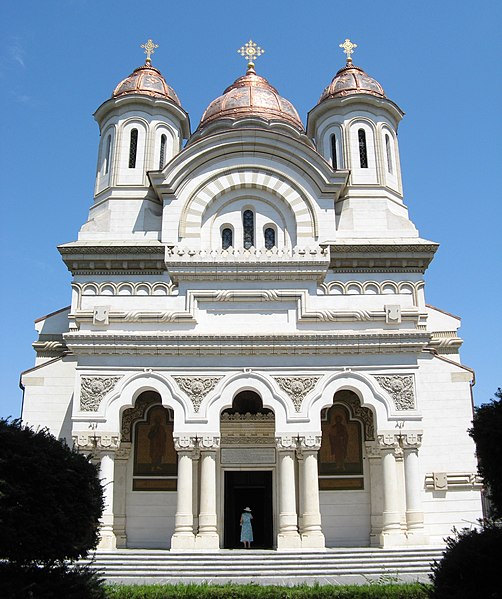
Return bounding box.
[80,376,122,411]
[273,376,321,411]
[173,376,223,412]
[374,375,415,410]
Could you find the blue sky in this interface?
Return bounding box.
[1,0,500,419]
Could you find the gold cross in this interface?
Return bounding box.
[237,39,264,70]
[339,38,357,64]
[141,39,159,64]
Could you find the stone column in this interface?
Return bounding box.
[171,436,197,550]
[195,435,220,549]
[276,436,301,549]
[73,432,120,550]
[113,444,131,548]
[297,435,325,549]
[365,442,384,546]
[99,451,117,549]
[403,433,425,543]
[378,433,404,547]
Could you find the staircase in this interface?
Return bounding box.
[86,547,444,585]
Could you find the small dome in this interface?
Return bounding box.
[319,63,385,103]
[112,63,181,105]
[198,66,304,132]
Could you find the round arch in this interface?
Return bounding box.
[179,168,319,242]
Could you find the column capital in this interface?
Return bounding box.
[115,442,132,460]
[173,435,198,451]
[297,434,322,452]
[198,435,220,450]
[401,432,423,449]
[73,432,120,454]
[275,435,297,450]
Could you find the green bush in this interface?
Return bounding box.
[0,562,106,599]
[428,522,502,599]
[105,583,429,599]
[0,418,104,565]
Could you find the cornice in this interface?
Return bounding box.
[63,331,431,356]
[328,241,438,273]
[58,241,167,274]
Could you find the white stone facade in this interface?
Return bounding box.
[21,50,482,551]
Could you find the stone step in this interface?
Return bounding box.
[86,547,444,585]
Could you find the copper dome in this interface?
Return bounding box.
[319,63,385,103]
[198,66,304,132]
[112,64,181,105]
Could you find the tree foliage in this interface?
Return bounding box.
[469,388,502,517]
[0,418,104,565]
[428,523,502,599]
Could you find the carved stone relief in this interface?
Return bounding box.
[273,376,321,411]
[172,376,223,412]
[73,433,120,452]
[80,376,122,411]
[374,375,415,410]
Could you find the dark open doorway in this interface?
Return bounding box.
[224,470,273,549]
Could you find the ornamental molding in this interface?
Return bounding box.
[74,281,178,298]
[172,376,223,412]
[424,472,482,491]
[427,331,463,354]
[73,433,120,452]
[374,375,415,410]
[221,435,275,446]
[32,338,67,357]
[166,245,329,283]
[64,331,431,357]
[273,376,321,411]
[320,279,424,301]
[80,376,123,411]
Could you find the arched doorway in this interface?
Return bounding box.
[220,391,275,549]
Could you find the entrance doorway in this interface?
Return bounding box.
[224,470,273,549]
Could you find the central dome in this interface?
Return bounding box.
[198,66,304,132]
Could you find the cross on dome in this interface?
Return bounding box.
[238,39,264,72]
[141,38,159,65]
[339,38,357,64]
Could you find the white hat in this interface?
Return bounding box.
[243,507,252,512]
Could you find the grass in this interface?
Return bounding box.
[105,582,430,598]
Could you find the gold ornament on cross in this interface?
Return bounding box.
[141,39,159,64]
[339,38,357,64]
[238,39,264,71]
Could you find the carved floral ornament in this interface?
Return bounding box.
[172,376,223,412]
[374,375,416,410]
[273,376,321,411]
[80,376,123,411]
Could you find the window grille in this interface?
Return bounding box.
[159,134,166,169]
[222,228,233,250]
[264,227,276,250]
[129,128,138,168]
[358,128,368,168]
[243,210,254,249]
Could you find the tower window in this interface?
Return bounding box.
[104,134,111,175]
[159,134,167,169]
[385,134,393,174]
[264,227,276,250]
[358,128,368,168]
[128,128,138,168]
[243,210,254,249]
[222,228,233,250]
[331,134,338,170]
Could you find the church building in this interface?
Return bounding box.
[21,39,482,551]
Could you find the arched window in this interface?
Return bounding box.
[128,128,138,168]
[104,134,111,175]
[385,134,393,174]
[358,128,368,168]
[222,227,233,250]
[264,227,276,250]
[331,134,338,170]
[159,134,167,169]
[243,210,254,249]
